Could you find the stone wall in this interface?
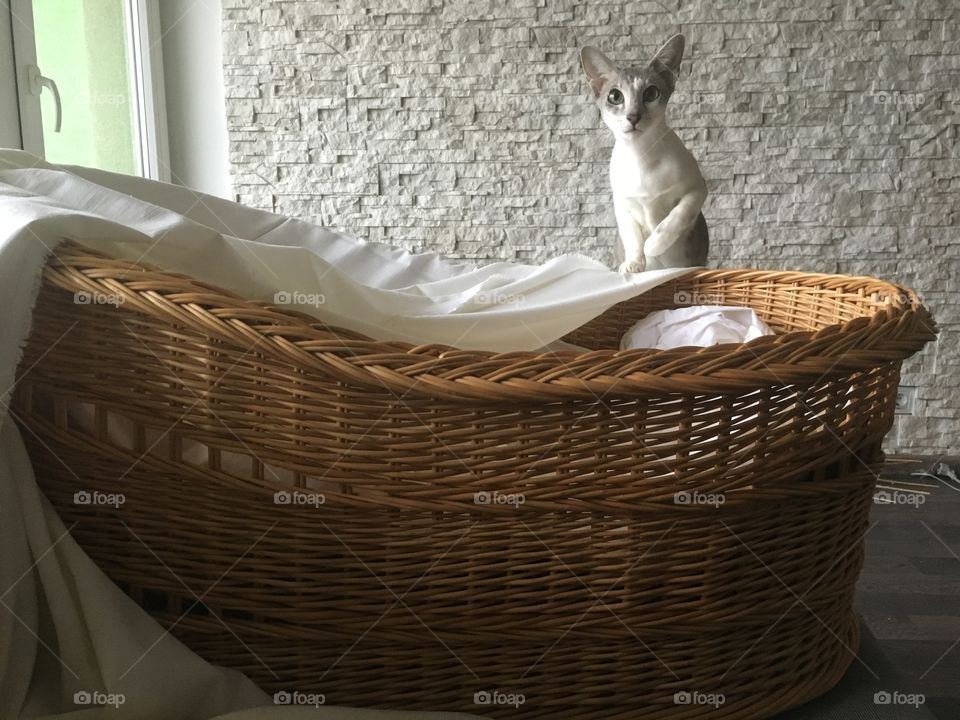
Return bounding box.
[221,0,958,454]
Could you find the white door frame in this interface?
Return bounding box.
[127,0,170,181]
[9,0,170,180]
[9,0,42,156]
[0,1,22,148]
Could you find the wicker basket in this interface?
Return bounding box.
[13,241,936,719]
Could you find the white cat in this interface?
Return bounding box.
[581,35,709,273]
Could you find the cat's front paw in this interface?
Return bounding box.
[618,258,646,274]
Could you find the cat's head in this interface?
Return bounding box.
[581,34,685,140]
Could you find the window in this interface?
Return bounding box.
[10,0,169,179]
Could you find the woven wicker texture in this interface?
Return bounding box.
[12,241,937,718]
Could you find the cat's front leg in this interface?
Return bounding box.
[644,190,707,258]
[613,197,647,273]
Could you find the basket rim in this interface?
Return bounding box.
[38,240,938,400]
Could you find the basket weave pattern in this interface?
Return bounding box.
[13,241,936,718]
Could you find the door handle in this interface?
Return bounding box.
[25,64,62,132]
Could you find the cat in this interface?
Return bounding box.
[581,34,709,273]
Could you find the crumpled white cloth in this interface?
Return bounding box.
[0,149,697,720]
[620,305,774,350]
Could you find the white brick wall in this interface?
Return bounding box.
[222,0,958,454]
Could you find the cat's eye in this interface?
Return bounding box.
[643,86,660,103]
[607,88,624,105]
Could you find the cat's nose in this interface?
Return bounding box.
[626,113,639,126]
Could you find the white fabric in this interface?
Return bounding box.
[620,305,774,350]
[0,149,694,720]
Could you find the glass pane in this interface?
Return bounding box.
[32,0,138,174]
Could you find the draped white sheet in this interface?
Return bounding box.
[0,149,693,719]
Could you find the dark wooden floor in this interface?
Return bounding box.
[858,455,960,720]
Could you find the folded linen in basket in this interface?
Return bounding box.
[620,305,774,350]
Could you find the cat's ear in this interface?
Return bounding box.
[651,33,685,79]
[580,47,618,98]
